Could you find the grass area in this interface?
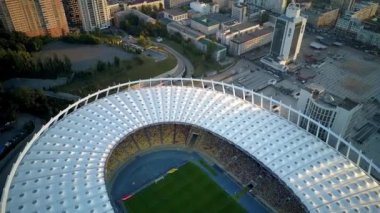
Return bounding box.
[199,159,217,176]
[124,162,246,213]
[54,54,176,96]
[162,40,225,77]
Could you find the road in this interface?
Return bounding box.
[153,42,194,78]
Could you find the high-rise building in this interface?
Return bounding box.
[246,0,287,14]
[0,0,69,37]
[78,0,110,32]
[331,0,355,13]
[164,0,192,9]
[231,2,247,23]
[270,1,306,63]
[62,0,82,28]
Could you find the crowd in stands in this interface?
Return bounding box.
[132,129,150,150]
[105,124,306,212]
[173,125,189,145]
[146,126,162,147]
[161,125,174,145]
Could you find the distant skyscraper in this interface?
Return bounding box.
[62,0,82,28]
[0,0,69,37]
[246,0,287,14]
[331,0,355,13]
[270,1,306,63]
[78,0,110,32]
[231,2,247,23]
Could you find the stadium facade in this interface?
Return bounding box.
[1,78,380,213]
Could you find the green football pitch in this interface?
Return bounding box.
[123,162,246,213]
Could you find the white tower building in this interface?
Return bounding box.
[270,1,306,63]
[78,0,110,32]
[297,85,362,138]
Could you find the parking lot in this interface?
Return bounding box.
[295,33,380,102]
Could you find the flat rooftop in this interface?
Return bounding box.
[167,22,205,38]
[192,16,219,26]
[304,84,359,111]
[229,21,259,33]
[296,33,380,103]
[164,8,187,16]
[231,27,273,44]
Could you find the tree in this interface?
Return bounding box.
[96,61,106,72]
[206,41,217,61]
[137,35,151,47]
[63,56,72,73]
[114,56,120,67]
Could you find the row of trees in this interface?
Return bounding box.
[0,31,72,80]
[0,87,70,125]
[0,31,46,52]
[139,4,164,19]
[62,32,120,45]
[120,14,166,38]
[0,49,72,80]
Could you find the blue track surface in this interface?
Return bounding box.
[108,149,268,213]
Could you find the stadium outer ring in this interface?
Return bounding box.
[1,77,379,212]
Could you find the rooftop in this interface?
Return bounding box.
[127,0,162,5]
[192,16,219,27]
[167,22,205,38]
[164,8,187,16]
[305,84,359,111]
[231,27,273,44]
[228,21,259,33]
[2,79,379,213]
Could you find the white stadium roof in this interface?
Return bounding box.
[1,78,380,213]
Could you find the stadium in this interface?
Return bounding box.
[1,78,380,213]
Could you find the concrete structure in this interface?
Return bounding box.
[297,85,362,137]
[163,9,188,21]
[351,1,378,21]
[167,21,206,42]
[261,1,307,72]
[303,8,339,28]
[335,2,378,38]
[356,28,380,48]
[125,0,164,11]
[190,1,211,15]
[190,16,220,35]
[246,0,287,14]
[164,0,191,9]
[212,0,229,10]
[331,0,355,13]
[78,0,110,32]
[62,0,82,28]
[108,3,123,17]
[231,3,247,23]
[229,26,273,56]
[217,21,260,45]
[195,38,227,61]
[2,78,380,213]
[0,0,69,37]
[335,15,362,37]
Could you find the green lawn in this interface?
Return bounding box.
[123,162,246,213]
[55,54,176,97]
